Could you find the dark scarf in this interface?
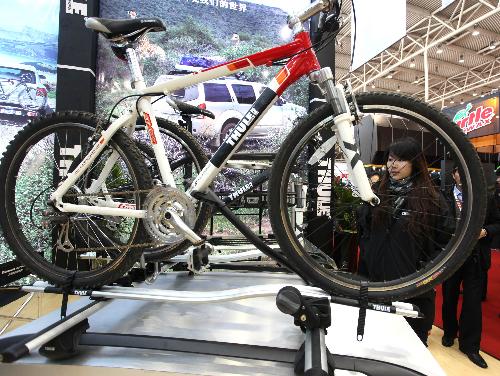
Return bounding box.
[388,175,414,216]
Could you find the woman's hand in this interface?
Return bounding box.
[478,229,487,239]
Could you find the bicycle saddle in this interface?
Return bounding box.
[85,17,166,41]
[172,99,215,119]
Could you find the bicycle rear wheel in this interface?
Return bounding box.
[133,117,211,262]
[0,112,152,287]
[268,92,486,302]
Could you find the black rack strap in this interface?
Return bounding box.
[356,282,369,341]
[60,272,77,318]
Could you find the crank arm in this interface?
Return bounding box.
[164,210,203,246]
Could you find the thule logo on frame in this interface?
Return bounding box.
[225,108,259,147]
[372,304,391,313]
[228,183,253,201]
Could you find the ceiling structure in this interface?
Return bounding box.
[334,0,500,109]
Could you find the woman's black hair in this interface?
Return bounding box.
[372,137,440,236]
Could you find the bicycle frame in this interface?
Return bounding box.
[49,1,378,241]
[49,31,320,217]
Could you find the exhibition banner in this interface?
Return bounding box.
[444,94,500,138]
[57,0,99,112]
[0,0,60,155]
[350,0,406,71]
[0,0,60,271]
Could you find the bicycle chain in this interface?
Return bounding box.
[53,187,179,253]
[62,188,154,198]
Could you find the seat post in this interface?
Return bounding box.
[125,48,146,90]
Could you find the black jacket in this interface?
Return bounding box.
[445,190,500,270]
[357,191,455,282]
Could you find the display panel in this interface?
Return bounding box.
[0,0,60,155]
[439,0,455,11]
[443,94,500,138]
[96,0,309,151]
[350,0,406,71]
[0,0,60,268]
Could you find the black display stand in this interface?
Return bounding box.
[56,0,99,112]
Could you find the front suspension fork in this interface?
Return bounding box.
[311,68,379,205]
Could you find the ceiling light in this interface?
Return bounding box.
[436,45,443,54]
[413,75,419,84]
[371,83,375,89]
[489,41,496,50]
[397,85,401,92]
[387,74,393,79]
[410,58,416,68]
[473,91,477,96]
[481,92,485,97]
[458,54,465,63]
[460,99,464,104]
[450,99,455,104]
[472,25,480,37]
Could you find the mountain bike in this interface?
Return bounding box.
[0,0,486,301]
[0,78,38,110]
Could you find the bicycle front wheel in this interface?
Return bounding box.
[268,92,486,302]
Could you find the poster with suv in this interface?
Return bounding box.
[0,0,59,156]
[97,0,309,150]
[0,0,59,266]
[96,0,310,235]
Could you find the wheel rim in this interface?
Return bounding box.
[276,95,483,296]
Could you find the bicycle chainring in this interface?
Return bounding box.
[143,186,196,245]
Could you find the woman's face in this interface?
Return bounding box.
[387,154,413,181]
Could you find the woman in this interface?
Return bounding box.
[357,137,455,345]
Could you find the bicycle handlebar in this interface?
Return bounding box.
[296,0,334,23]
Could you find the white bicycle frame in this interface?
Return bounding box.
[49,0,377,243]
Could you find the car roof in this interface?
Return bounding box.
[0,62,37,72]
[155,74,264,87]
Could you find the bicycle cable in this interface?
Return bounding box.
[350,0,357,70]
[104,92,165,130]
[272,2,343,66]
[271,29,339,66]
[105,94,143,129]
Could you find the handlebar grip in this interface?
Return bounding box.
[297,0,333,22]
[199,109,216,119]
[172,99,215,119]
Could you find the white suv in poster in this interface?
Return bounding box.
[0,62,50,118]
[0,0,59,155]
[153,74,306,147]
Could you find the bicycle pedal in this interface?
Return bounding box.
[186,244,213,274]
